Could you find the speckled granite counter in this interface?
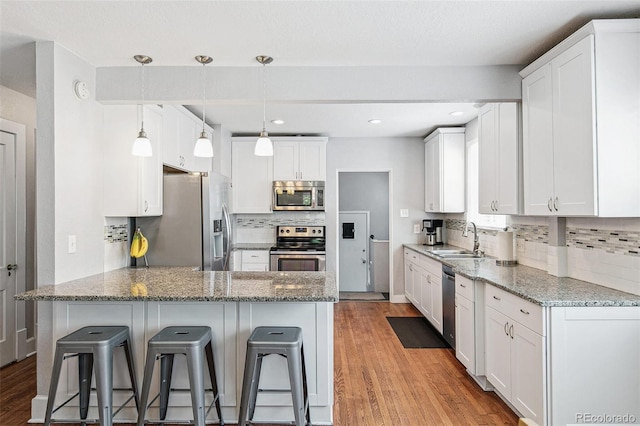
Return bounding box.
[15,267,337,302]
[404,244,640,307]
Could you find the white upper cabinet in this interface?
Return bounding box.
[478,103,522,215]
[104,105,163,217]
[521,20,640,217]
[424,128,465,213]
[163,105,212,173]
[272,138,327,181]
[231,138,273,214]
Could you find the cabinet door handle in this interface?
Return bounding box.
[144,200,149,212]
[493,295,501,301]
[520,308,530,315]
[504,322,509,336]
[460,284,466,288]
[509,324,514,339]
[554,196,559,211]
[547,198,553,212]
[409,264,412,271]
[427,275,431,284]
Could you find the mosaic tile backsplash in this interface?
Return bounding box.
[446,219,638,257]
[567,228,640,256]
[104,224,128,243]
[235,214,325,229]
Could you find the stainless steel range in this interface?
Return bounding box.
[270,226,326,272]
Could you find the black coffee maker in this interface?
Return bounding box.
[422,219,443,246]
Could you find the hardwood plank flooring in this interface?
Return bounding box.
[0,301,518,425]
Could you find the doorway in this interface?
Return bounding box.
[0,119,26,366]
[337,172,390,296]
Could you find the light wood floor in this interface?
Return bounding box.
[0,301,518,425]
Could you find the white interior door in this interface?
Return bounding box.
[0,130,17,366]
[339,211,370,292]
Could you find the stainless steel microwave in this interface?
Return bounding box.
[273,181,325,211]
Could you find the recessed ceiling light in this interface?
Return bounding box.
[368,119,382,124]
[271,119,285,125]
[449,111,464,116]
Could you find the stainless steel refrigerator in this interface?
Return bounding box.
[135,169,231,271]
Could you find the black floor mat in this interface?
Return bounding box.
[386,316,450,349]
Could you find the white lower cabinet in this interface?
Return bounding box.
[454,274,487,384]
[403,248,443,334]
[240,250,270,272]
[485,285,545,424]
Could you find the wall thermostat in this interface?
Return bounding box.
[73,80,90,100]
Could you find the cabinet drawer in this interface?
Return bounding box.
[485,285,544,335]
[455,274,474,300]
[241,264,269,272]
[241,250,270,264]
[419,254,441,275]
[404,248,419,264]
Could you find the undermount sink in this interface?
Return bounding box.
[430,249,484,259]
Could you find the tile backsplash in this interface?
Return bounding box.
[234,212,325,244]
[445,218,640,296]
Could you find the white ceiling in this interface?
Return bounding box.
[1,1,639,137]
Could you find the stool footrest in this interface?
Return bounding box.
[258,388,293,393]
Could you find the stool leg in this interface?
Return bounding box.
[78,353,94,425]
[205,341,224,425]
[186,347,206,426]
[301,344,311,426]
[122,339,140,412]
[238,347,259,426]
[93,346,114,426]
[44,346,65,426]
[247,353,263,423]
[159,353,174,420]
[286,348,306,426]
[137,349,157,426]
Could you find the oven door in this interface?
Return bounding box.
[270,252,326,272]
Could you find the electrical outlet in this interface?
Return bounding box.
[413,224,421,234]
[68,235,77,254]
[516,238,524,251]
[400,209,409,218]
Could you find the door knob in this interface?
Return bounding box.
[6,264,18,276]
[362,259,366,264]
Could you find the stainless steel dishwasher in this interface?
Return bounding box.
[442,264,456,349]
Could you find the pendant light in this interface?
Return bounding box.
[132,55,153,157]
[194,55,214,158]
[254,55,274,156]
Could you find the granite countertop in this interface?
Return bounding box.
[15,267,337,303]
[404,243,640,307]
[232,243,274,250]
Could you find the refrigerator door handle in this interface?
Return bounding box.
[222,203,232,271]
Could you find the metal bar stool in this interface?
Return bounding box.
[238,326,311,426]
[137,326,223,426]
[44,326,139,426]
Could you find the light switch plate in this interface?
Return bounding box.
[400,209,409,217]
[413,224,421,233]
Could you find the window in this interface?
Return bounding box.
[466,138,507,229]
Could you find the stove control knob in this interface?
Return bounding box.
[280,229,285,233]
[285,229,290,233]
[312,229,316,234]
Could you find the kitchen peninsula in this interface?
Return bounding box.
[16,268,337,424]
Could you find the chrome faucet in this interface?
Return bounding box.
[462,221,480,254]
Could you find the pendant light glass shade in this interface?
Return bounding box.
[194,55,214,158]
[194,130,214,157]
[133,55,152,156]
[255,130,274,156]
[132,129,153,157]
[255,55,274,156]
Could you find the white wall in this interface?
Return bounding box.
[35,41,106,394]
[327,137,425,301]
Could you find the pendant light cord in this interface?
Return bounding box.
[140,62,145,132]
[202,62,206,132]
[262,63,267,132]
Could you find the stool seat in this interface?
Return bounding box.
[137,326,223,426]
[238,326,311,426]
[44,326,139,426]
